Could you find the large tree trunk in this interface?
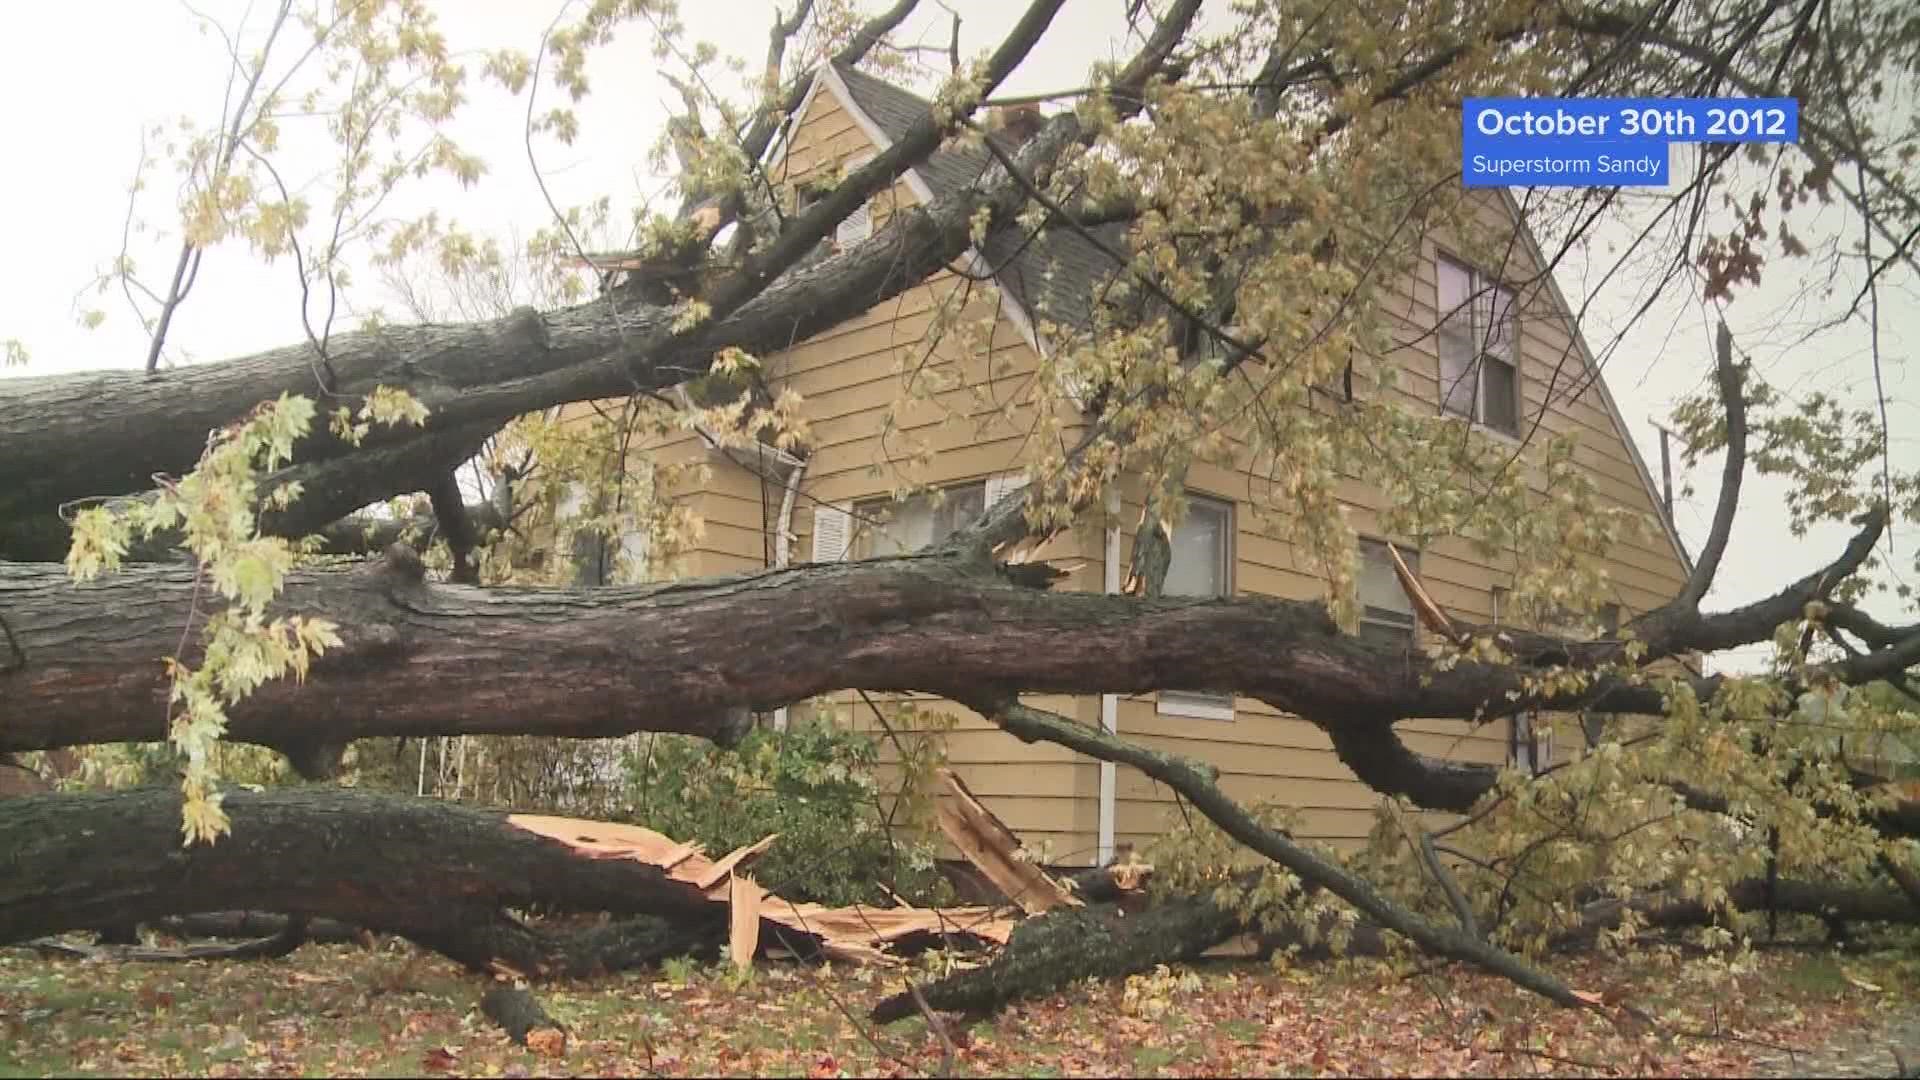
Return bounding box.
[0,547,1683,759]
[0,786,723,977]
[9,545,1917,838]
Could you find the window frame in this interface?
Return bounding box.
[1156,493,1237,721]
[832,153,876,249]
[1435,253,1523,439]
[1357,538,1419,648]
[1510,710,1553,775]
[852,480,988,559]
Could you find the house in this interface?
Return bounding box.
[572,63,1693,867]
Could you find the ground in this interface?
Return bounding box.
[2,937,1917,1077]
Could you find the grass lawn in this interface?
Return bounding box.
[1,936,1915,1077]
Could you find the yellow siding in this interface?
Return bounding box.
[579,76,1689,867]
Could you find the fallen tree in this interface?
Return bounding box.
[0,786,720,976]
[0,785,1019,977]
[1,0,1917,1026]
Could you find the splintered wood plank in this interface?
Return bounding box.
[729,874,764,971]
[760,897,1019,956]
[934,768,1080,915]
[507,814,776,896]
[697,834,781,893]
[509,811,1020,964]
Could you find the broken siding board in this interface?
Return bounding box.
[935,769,1081,915]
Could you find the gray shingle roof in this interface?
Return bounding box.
[832,63,1128,336]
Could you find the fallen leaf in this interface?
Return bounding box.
[422,1046,459,1072]
[526,1027,568,1057]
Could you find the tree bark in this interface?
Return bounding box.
[1556,876,1920,949]
[482,986,565,1047]
[0,786,721,978]
[156,911,362,944]
[881,871,1920,1022]
[0,547,1694,758]
[871,897,1241,1022]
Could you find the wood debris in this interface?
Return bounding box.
[506,812,1019,967]
[1387,541,1462,644]
[933,768,1080,915]
[728,874,764,972]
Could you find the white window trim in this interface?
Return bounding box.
[1157,691,1237,721]
[983,470,1028,506]
[1155,492,1236,721]
[833,153,876,249]
[1436,254,1523,442]
[852,479,988,558]
[1358,537,1419,646]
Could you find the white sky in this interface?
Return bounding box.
[1,1,1912,664]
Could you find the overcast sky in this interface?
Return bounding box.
[2,1,1911,668]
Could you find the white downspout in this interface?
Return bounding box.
[1098,491,1121,866]
[771,456,809,733]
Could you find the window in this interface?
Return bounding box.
[1436,256,1520,436]
[1358,539,1418,647]
[1158,496,1235,720]
[1163,496,1230,598]
[833,154,875,248]
[1187,322,1241,368]
[1511,711,1552,774]
[855,482,987,557]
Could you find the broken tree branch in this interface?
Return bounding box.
[970,698,1593,1009]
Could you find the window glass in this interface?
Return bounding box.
[1437,256,1520,434]
[1164,498,1229,597]
[1512,711,1551,773]
[1359,539,1416,645]
[860,483,986,556]
[1481,356,1518,433]
[1159,496,1234,717]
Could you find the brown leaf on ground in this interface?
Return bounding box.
[524,1028,567,1058]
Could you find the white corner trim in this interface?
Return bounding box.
[819,63,1047,357]
[1156,693,1236,722]
[1495,190,1694,575]
[762,68,830,175]
[1099,512,1121,866]
[818,64,937,204]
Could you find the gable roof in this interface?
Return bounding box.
[817,65,1691,574]
[827,63,1126,337]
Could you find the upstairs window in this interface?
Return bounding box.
[1358,539,1418,647]
[1437,256,1520,436]
[832,154,876,249]
[1159,496,1235,720]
